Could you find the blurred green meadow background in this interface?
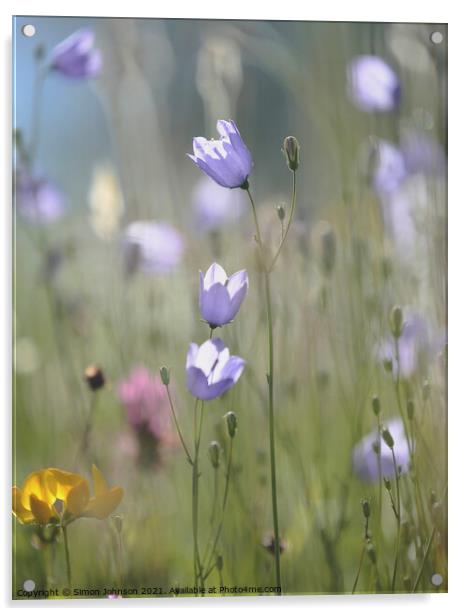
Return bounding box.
[13,17,447,597]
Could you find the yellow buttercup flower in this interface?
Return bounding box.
[12,465,123,526]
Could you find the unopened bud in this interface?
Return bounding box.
[283,136,300,171]
[216,554,223,571]
[382,427,394,449]
[372,440,380,455]
[362,499,371,518]
[383,478,392,491]
[84,364,105,391]
[160,366,170,386]
[371,395,381,416]
[407,399,415,420]
[208,441,221,469]
[390,305,404,339]
[276,204,286,221]
[225,411,238,439]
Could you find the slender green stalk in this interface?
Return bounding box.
[62,525,72,589]
[411,526,436,592]
[268,171,297,272]
[192,399,205,590]
[165,384,193,465]
[351,545,366,594]
[210,466,218,525]
[390,449,401,592]
[202,438,234,579]
[76,392,99,463]
[376,416,383,530]
[245,187,282,593]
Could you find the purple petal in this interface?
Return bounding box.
[204,262,228,289]
[200,283,233,327]
[219,355,245,384]
[194,338,225,376]
[186,343,199,370]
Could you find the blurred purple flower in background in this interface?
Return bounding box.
[192,176,246,232]
[371,139,407,196]
[188,120,252,188]
[371,131,446,200]
[15,170,65,224]
[400,130,446,177]
[377,310,445,379]
[50,28,102,79]
[353,417,410,483]
[347,56,400,112]
[122,221,184,275]
[199,262,249,328]
[186,338,245,400]
[118,367,177,454]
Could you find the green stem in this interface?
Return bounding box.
[351,545,366,594]
[192,399,204,590]
[268,171,297,272]
[245,186,282,594]
[202,437,234,579]
[390,449,401,592]
[76,392,98,463]
[411,526,436,592]
[165,384,193,465]
[62,525,72,589]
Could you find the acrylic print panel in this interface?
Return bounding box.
[12,16,447,600]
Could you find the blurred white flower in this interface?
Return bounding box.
[88,163,124,240]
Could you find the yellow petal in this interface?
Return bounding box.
[29,494,57,525]
[47,468,87,501]
[92,464,109,496]
[21,470,57,510]
[84,487,123,520]
[12,487,34,524]
[65,479,90,517]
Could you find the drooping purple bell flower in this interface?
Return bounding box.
[122,221,184,275]
[347,56,401,112]
[352,417,410,483]
[188,120,252,189]
[192,176,247,232]
[199,262,248,328]
[186,338,245,401]
[50,29,102,79]
[15,170,65,224]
